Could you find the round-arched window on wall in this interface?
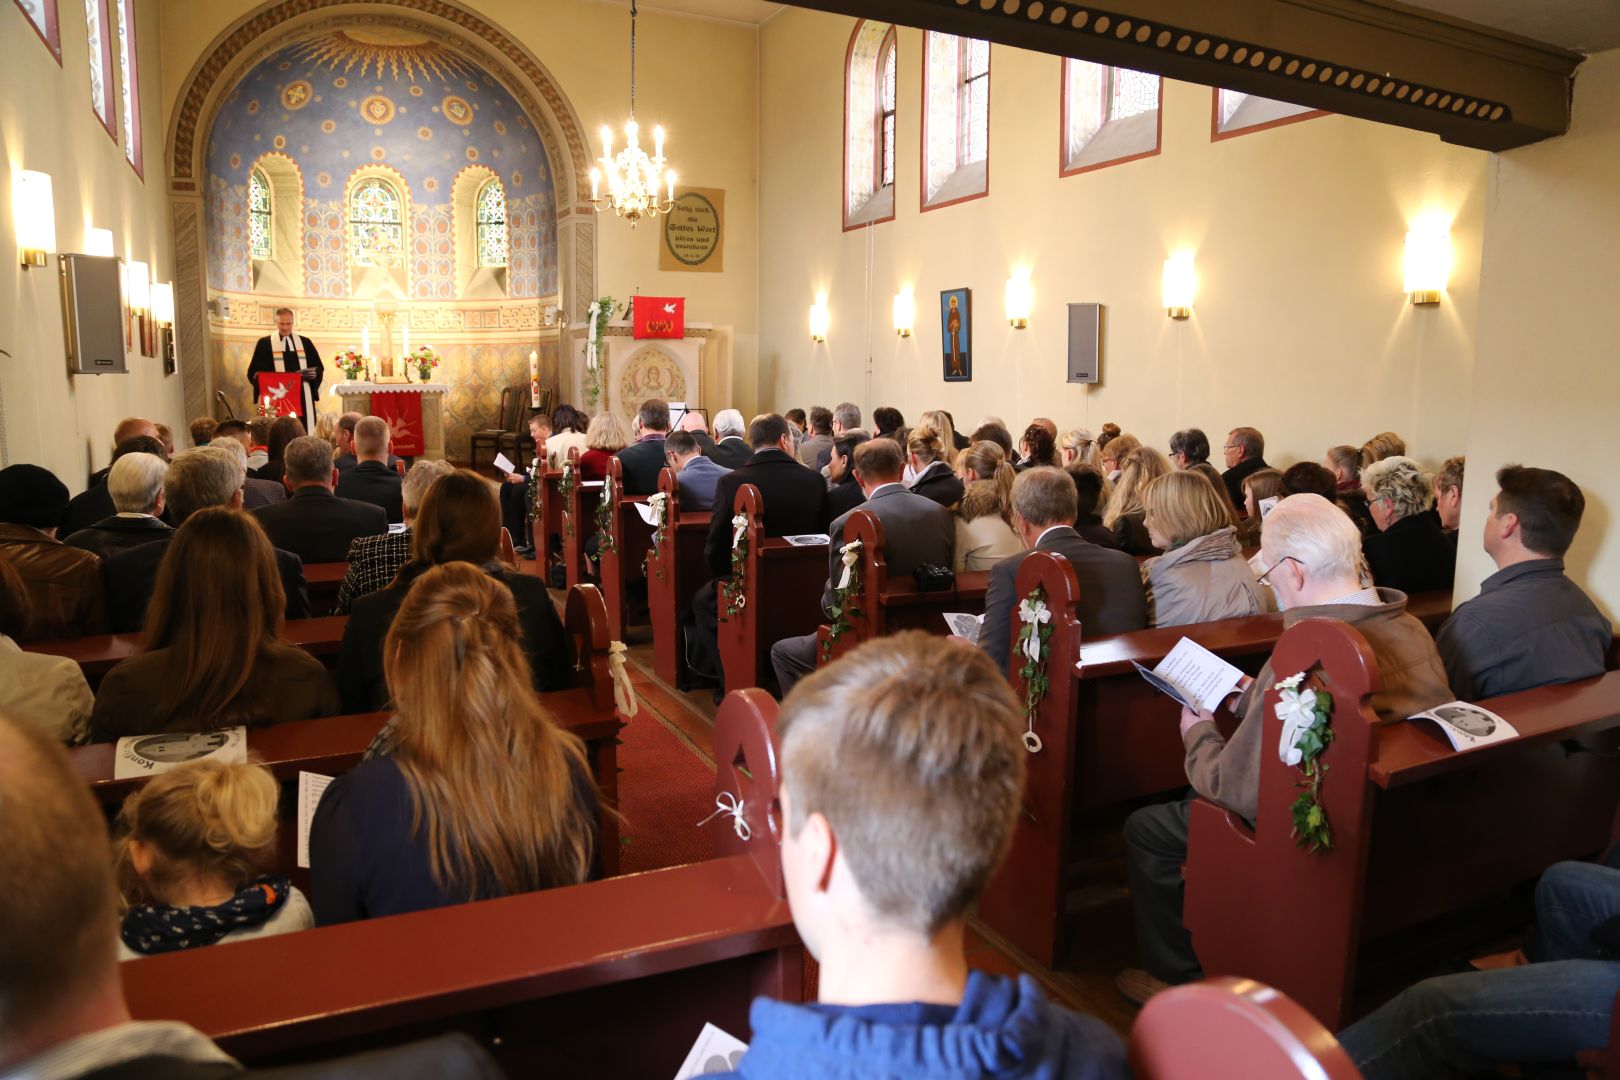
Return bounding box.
[476,177,508,268]
[249,168,273,259]
[350,177,404,266]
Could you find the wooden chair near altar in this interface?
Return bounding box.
[646,465,714,689]
[715,483,828,695]
[470,385,523,475]
[115,686,800,1076]
[498,384,539,471]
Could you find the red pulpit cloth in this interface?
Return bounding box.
[254,372,304,418]
[370,392,425,457]
[632,296,685,339]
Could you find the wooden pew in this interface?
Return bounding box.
[560,448,603,590]
[304,561,347,616]
[595,456,654,641]
[813,509,990,666]
[536,464,565,578]
[117,688,800,1076]
[645,465,713,688]
[30,615,350,688]
[1185,618,1620,1029]
[716,484,829,694]
[1131,977,1360,1080]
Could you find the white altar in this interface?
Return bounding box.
[332,381,450,460]
[570,322,733,424]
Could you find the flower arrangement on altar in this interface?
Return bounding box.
[334,349,367,380]
[408,345,441,382]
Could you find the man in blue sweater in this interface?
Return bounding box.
[723,632,1127,1079]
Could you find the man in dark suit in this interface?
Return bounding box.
[614,398,671,496]
[207,435,285,509]
[1220,426,1270,515]
[246,306,323,432]
[667,430,729,511]
[60,429,165,536]
[979,467,1147,674]
[62,452,172,561]
[333,410,403,476]
[253,436,387,565]
[771,438,955,696]
[334,416,404,523]
[677,409,719,457]
[104,446,310,632]
[708,409,754,470]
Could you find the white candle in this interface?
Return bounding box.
[361,324,370,357]
[667,171,676,203]
[590,167,601,201]
[654,125,665,159]
[403,323,410,355]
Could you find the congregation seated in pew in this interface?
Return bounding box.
[61,419,166,536]
[252,436,388,566]
[334,459,455,615]
[337,468,569,713]
[1118,493,1452,1005]
[313,563,600,924]
[210,424,287,510]
[0,464,107,640]
[906,425,964,508]
[666,429,730,512]
[615,398,672,496]
[91,509,340,742]
[332,416,405,524]
[0,550,93,743]
[62,452,173,561]
[104,446,311,633]
[1105,446,1171,557]
[1140,470,1272,628]
[1067,463,1121,549]
[953,441,1023,573]
[578,410,629,481]
[115,759,314,960]
[824,430,869,521]
[1361,455,1457,595]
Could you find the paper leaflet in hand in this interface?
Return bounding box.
[1257,495,1281,520]
[113,728,247,780]
[493,452,516,474]
[1408,701,1518,751]
[672,1022,748,1079]
[297,772,333,869]
[1132,637,1245,713]
[943,612,985,640]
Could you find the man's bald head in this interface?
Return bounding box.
[0,717,121,1060]
[112,416,157,448]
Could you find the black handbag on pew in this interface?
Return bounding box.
[912,564,955,593]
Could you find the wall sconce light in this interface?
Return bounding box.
[809,296,830,343]
[1162,252,1196,319]
[151,282,177,375]
[892,289,915,337]
[14,170,57,268]
[1005,271,1033,329]
[84,227,115,258]
[1403,219,1451,305]
[125,260,154,357]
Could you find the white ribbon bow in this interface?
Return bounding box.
[836,539,863,591]
[731,512,749,551]
[606,640,638,717]
[1275,686,1319,767]
[1017,597,1051,663]
[647,491,667,529]
[696,790,751,841]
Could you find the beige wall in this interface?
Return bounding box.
[155,0,762,418]
[1456,48,1620,618]
[758,9,1485,475]
[0,0,186,490]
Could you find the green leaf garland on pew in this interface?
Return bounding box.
[820,539,865,661]
[642,492,668,581]
[1276,670,1335,854]
[595,473,617,558]
[1014,587,1052,753]
[720,512,749,618]
[559,461,576,539]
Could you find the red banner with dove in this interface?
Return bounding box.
[369,392,425,458]
[632,296,685,339]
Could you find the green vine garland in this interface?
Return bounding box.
[1276,671,1335,854]
[595,474,618,558]
[559,462,576,539]
[641,493,668,581]
[584,296,616,410]
[720,513,749,618]
[819,540,865,661]
[1015,587,1053,753]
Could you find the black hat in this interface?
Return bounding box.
[0,465,70,529]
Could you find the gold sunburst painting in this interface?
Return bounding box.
[290,29,475,83]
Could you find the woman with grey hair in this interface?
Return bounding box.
[1361,455,1455,594]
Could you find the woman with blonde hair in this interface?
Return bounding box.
[917,409,963,463]
[1140,472,1271,627]
[578,411,629,481]
[1060,429,1100,469]
[908,426,965,508]
[1360,431,1408,469]
[953,441,1023,572]
[1099,432,1141,481]
[1103,446,1170,556]
[312,563,600,922]
[90,509,339,741]
[1362,455,1455,594]
[116,759,313,958]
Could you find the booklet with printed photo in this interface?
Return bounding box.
[943,612,985,640]
[1408,701,1518,750]
[113,728,247,780]
[784,534,831,546]
[1131,637,1245,713]
[673,1023,748,1079]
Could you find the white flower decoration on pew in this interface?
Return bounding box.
[731,512,749,551]
[836,538,863,590]
[1017,596,1051,664]
[646,491,667,528]
[1272,669,1336,854]
[607,640,639,718]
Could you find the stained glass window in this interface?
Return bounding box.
[349,177,403,266]
[84,0,115,138]
[476,178,508,268]
[878,35,897,189]
[16,0,62,59]
[113,0,141,174]
[923,32,959,200]
[1215,89,1319,136]
[1063,60,1160,173]
[1108,68,1158,122]
[249,169,272,259]
[960,38,989,166]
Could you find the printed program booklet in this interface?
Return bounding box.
[1132,637,1245,713]
[1408,701,1519,750]
[673,1023,748,1079]
[113,728,247,780]
[943,612,985,640]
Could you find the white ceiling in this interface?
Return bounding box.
[1397,0,1620,53]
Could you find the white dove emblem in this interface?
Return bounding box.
[269,383,290,402]
[662,302,677,314]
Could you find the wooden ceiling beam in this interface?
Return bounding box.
[783,0,1581,150]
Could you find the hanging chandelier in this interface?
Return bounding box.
[589,1,676,227]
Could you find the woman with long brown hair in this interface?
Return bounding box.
[1102,446,1172,557]
[89,509,339,740]
[254,414,306,485]
[311,562,599,922]
[336,468,569,712]
[953,441,1023,572]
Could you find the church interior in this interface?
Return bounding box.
[3,0,1620,1075]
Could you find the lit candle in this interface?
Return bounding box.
[361,323,370,357]
[654,125,665,159]
[600,126,613,157]
[667,171,676,203]
[590,167,601,202]
[262,395,271,411]
[403,323,410,355]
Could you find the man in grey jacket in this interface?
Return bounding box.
[977,468,1148,674]
[770,439,953,696]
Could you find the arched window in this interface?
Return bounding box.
[476,178,508,268]
[1062,60,1161,176]
[922,32,989,211]
[349,177,403,267]
[843,21,897,230]
[249,168,272,260]
[1213,90,1324,139]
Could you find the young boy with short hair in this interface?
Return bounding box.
[728,631,1127,1078]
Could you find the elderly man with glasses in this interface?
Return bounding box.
[1114,493,1452,1007]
